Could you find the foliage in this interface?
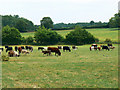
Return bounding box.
[25,36,34,44]
[65,26,96,45]
[2,25,22,45]
[108,12,120,28]
[34,27,63,45]
[40,17,53,29]
[2,15,35,32]
[104,38,112,43]
[2,55,9,61]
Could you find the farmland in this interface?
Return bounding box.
[2,28,118,88]
[21,28,118,42]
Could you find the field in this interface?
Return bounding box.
[2,28,118,88]
[21,28,118,42]
[2,44,118,88]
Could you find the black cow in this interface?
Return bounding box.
[5,46,8,48]
[29,46,33,52]
[25,46,29,50]
[101,45,109,51]
[38,47,44,51]
[15,46,18,51]
[108,44,112,47]
[0,48,3,51]
[6,47,13,52]
[63,46,71,52]
[21,46,25,49]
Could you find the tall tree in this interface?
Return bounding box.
[40,17,53,29]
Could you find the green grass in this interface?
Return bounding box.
[21,28,118,42]
[2,44,118,88]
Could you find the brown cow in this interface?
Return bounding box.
[48,47,61,56]
[8,50,20,57]
[18,47,22,54]
[42,50,51,56]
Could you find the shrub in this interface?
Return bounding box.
[25,36,34,44]
[65,26,97,45]
[34,27,63,45]
[2,25,22,45]
[104,38,112,43]
[2,55,9,61]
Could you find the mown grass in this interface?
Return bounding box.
[2,44,118,88]
[21,28,118,42]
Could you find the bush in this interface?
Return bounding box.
[65,26,97,45]
[34,27,63,45]
[2,25,22,45]
[2,55,9,61]
[104,38,112,43]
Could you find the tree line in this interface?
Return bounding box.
[2,12,119,33]
[2,25,97,45]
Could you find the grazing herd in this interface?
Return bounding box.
[89,44,115,51]
[0,44,115,57]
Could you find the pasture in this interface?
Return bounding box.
[2,44,118,88]
[21,28,118,42]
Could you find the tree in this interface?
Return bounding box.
[25,36,34,44]
[40,17,53,29]
[90,20,95,25]
[15,19,28,32]
[65,26,97,45]
[34,27,63,45]
[2,25,22,45]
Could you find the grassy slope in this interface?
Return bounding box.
[21,28,118,42]
[2,44,118,88]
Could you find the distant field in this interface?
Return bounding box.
[2,44,118,88]
[21,28,118,42]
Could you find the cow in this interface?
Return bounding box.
[58,46,62,49]
[29,46,33,52]
[18,47,22,54]
[0,48,3,51]
[8,50,20,57]
[109,46,115,50]
[72,46,78,50]
[100,45,109,51]
[38,47,44,51]
[48,47,61,56]
[21,46,25,49]
[63,46,71,52]
[25,46,29,50]
[6,47,13,52]
[108,44,112,47]
[15,46,18,51]
[22,49,30,54]
[42,50,51,56]
[5,46,8,49]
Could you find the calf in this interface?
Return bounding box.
[42,50,51,56]
[72,46,78,50]
[6,47,13,52]
[63,46,71,52]
[22,49,30,54]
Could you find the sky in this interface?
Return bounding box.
[0,0,119,25]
